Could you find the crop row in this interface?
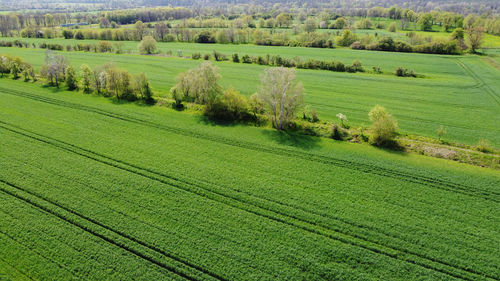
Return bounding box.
[0,121,495,281]
[0,86,497,202]
[0,179,224,281]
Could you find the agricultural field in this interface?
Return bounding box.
[1,42,500,147]
[0,78,499,280]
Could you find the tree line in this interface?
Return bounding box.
[170,61,399,146]
[0,51,153,102]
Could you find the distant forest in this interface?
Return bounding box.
[1,0,499,14]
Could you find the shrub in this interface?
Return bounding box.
[138,36,157,54]
[350,41,365,50]
[336,30,358,47]
[388,22,397,32]
[203,53,211,60]
[192,52,201,60]
[311,109,319,122]
[476,139,493,153]
[395,67,416,77]
[205,88,249,120]
[372,66,382,74]
[196,31,216,43]
[331,124,348,140]
[62,30,74,39]
[351,60,364,72]
[241,54,252,64]
[368,105,398,147]
[232,53,240,63]
[213,50,227,61]
[97,41,113,53]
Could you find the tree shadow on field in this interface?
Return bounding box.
[110,98,157,108]
[196,115,240,127]
[42,85,64,93]
[262,129,321,150]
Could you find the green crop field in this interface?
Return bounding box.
[0,78,499,280]
[1,42,500,147]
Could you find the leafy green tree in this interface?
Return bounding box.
[134,72,154,102]
[368,105,398,146]
[65,65,78,91]
[9,57,22,79]
[336,30,358,46]
[170,61,222,105]
[135,20,145,40]
[332,17,347,29]
[466,27,484,53]
[304,18,317,33]
[276,13,293,28]
[80,64,93,93]
[418,13,433,31]
[248,93,264,119]
[388,22,397,32]
[138,36,157,54]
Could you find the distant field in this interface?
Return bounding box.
[0,79,499,280]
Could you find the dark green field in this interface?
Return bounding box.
[0,79,499,280]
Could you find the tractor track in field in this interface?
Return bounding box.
[3,159,278,279]
[455,58,500,106]
[7,141,498,281]
[0,206,135,281]
[0,123,497,281]
[0,86,497,201]
[0,255,36,281]
[0,229,79,280]
[0,179,226,281]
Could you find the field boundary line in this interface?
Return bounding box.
[1,123,496,281]
[0,86,496,201]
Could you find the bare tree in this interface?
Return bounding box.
[258,67,304,130]
[40,50,68,87]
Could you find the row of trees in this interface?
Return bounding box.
[170,61,304,130]
[1,52,399,146]
[1,51,153,102]
[0,55,35,81]
[169,61,399,145]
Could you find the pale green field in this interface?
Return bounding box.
[1,42,499,147]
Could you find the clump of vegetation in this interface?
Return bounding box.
[232,53,240,63]
[331,124,348,140]
[368,105,399,147]
[138,36,157,55]
[476,139,493,153]
[191,52,201,60]
[395,67,416,77]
